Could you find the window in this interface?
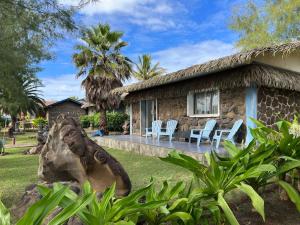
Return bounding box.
[187,90,219,117]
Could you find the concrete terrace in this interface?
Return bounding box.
[94,135,227,161]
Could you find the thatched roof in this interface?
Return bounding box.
[113,41,300,94]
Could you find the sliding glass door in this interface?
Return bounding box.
[140,100,157,135]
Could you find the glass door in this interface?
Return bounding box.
[140,100,156,135]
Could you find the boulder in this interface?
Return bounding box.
[38,115,131,196]
[28,125,49,155]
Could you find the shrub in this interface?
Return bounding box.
[80,115,90,128]
[107,111,128,132]
[82,112,128,131]
[91,113,100,128]
[32,117,47,128]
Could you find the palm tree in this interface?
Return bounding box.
[73,24,132,133]
[0,74,45,133]
[133,54,165,81]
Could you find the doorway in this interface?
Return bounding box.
[140,100,157,135]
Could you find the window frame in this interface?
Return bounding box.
[187,89,220,118]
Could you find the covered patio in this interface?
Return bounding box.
[94,135,226,161]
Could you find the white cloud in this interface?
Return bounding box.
[39,74,85,100]
[61,0,184,31]
[152,40,237,73]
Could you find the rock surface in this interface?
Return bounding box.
[38,115,131,196]
[28,125,49,155]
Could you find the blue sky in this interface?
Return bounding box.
[38,0,246,100]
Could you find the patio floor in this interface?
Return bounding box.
[94,135,226,160]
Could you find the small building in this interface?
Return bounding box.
[113,42,300,144]
[45,98,87,127]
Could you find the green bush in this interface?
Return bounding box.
[32,117,47,128]
[91,113,100,128]
[80,112,128,131]
[80,115,90,128]
[107,111,128,132]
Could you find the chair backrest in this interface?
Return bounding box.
[152,120,162,133]
[166,120,178,134]
[202,119,217,138]
[227,119,243,140]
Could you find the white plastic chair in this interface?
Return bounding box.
[212,119,243,149]
[157,120,178,142]
[189,119,217,146]
[145,120,162,138]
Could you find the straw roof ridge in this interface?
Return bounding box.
[113,41,300,94]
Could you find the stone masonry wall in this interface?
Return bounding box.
[47,102,86,127]
[257,87,300,126]
[156,88,246,140]
[128,83,246,140]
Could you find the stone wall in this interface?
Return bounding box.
[257,87,300,125]
[156,88,246,140]
[127,80,246,140]
[47,102,86,127]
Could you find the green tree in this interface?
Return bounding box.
[133,54,165,81]
[0,74,45,130]
[0,0,78,125]
[73,24,132,133]
[230,0,300,50]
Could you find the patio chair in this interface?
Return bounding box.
[157,120,178,142]
[91,130,104,137]
[189,119,217,146]
[145,120,162,138]
[211,119,243,150]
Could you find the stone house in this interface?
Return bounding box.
[113,42,300,144]
[45,98,87,127]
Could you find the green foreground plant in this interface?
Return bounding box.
[1,117,300,225]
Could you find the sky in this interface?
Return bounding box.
[38,0,247,100]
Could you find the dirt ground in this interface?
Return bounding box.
[232,191,300,225]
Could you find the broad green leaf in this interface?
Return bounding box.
[278,181,300,212]
[0,200,10,225]
[217,192,239,225]
[48,193,94,225]
[168,198,188,211]
[162,212,193,224]
[237,183,265,221]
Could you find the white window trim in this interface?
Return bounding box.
[187,89,220,118]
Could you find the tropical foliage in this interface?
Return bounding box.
[73,24,132,133]
[80,112,128,131]
[1,118,300,224]
[133,54,165,81]
[0,0,78,127]
[32,117,48,128]
[230,0,300,50]
[0,75,45,129]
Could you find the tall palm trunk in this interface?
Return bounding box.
[99,109,108,134]
[11,115,17,131]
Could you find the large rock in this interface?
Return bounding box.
[38,115,131,196]
[28,125,49,155]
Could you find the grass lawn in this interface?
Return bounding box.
[0,133,192,209]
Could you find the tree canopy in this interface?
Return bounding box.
[73,23,132,131]
[230,0,300,50]
[133,54,165,81]
[0,0,77,119]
